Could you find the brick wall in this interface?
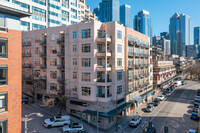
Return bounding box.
[0,29,22,133]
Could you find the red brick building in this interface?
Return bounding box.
[0,2,31,133]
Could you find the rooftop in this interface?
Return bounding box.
[138,10,150,15]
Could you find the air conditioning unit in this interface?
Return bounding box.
[0,27,8,32]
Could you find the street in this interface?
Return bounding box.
[123,80,199,133]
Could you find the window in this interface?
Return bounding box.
[82,29,91,38]
[21,21,30,31]
[50,58,57,66]
[32,0,46,6]
[82,72,90,81]
[32,23,46,30]
[73,72,77,79]
[117,72,122,80]
[0,119,7,133]
[82,87,91,96]
[0,66,7,85]
[0,92,7,112]
[50,84,57,91]
[32,7,46,22]
[0,39,7,58]
[73,32,77,39]
[117,30,122,39]
[73,58,77,66]
[82,58,90,67]
[73,45,77,52]
[117,85,122,94]
[117,44,122,53]
[71,8,77,19]
[62,10,69,22]
[117,58,122,67]
[50,71,57,79]
[82,44,90,53]
[0,15,5,27]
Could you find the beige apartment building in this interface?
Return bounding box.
[22,20,152,129]
[153,61,176,89]
[80,0,97,21]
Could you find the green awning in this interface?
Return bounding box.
[83,102,132,118]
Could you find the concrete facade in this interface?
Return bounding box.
[22,20,152,130]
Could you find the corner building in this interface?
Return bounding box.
[22,20,152,130]
[0,1,31,133]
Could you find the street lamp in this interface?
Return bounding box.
[24,113,43,133]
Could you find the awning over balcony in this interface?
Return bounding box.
[83,102,132,118]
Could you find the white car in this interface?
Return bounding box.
[129,115,142,127]
[63,123,85,133]
[188,129,197,133]
[157,95,165,101]
[43,115,71,128]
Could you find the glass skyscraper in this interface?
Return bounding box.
[194,27,200,58]
[134,10,152,38]
[120,4,131,27]
[94,0,120,22]
[169,13,192,57]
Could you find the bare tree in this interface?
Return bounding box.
[184,63,200,80]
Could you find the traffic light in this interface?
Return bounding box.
[164,126,168,133]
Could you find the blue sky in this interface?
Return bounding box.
[86,0,200,36]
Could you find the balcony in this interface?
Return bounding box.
[57,77,65,84]
[57,37,65,44]
[140,74,144,78]
[145,64,149,68]
[97,51,112,57]
[57,51,65,57]
[134,53,140,57]
[140,43,145,48]
[140,64,144,68]
[145,45,149,48]
[134,64,140,69]
[128,65,134,69]
[96,65,112,71]
[57,64,65,70]
[22,53,31,57]
[22,64,32,68]
[128,52,134,57]
[97,34,111,43]
[140,53,144,58]
[134,41,140,46]
[96,79,112,86]
[40,64,47,69]
[40,76,47,81]
[133,75,139,80]
[40,52,46,57]
[40,39,47,46]
[98,93,112,98]
[144,54,149,58]
[144,73,150,76]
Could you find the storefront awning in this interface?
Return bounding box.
[141,88,155,98]
[130,93,143,102]
[83,102,132,118]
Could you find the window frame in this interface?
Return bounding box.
[0,92,7,113]
[0,38,7,58]
[0,66,7,86]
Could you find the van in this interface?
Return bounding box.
[174,81,182,87]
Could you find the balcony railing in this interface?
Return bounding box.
[23,64,32,68]
[134,64,140,69]
[140,54,144,57]
[57,77,65,84]
[128,65,134,69]
[97,79,112,83]
[57,37,65,44]
[40,52,46,57]
[128,39,134,45]
[134,53,140,57]
[22,53,31,57]
[145,64,149,68]
[57,51,65,57]
[140,64,144,68]
[57,65,65,70]
[128,52,134,57]
[22,42,31,46]
[98,93,112,98]
[40,64,47,69]
[133,75,139,80]
[40,39,47,46]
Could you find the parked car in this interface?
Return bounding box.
[157,95,165,101]
[174,81,182,87]
[175,77,182,81]
[194,99,200,104]
[62,122,85,133]
[191,112,199,120]
[181,80,187,85]
[44,115,71,128]
[196,96,200,99]
[194,102,200,108]
[22,97,29,104]
[197,89,200,93]
[162,92,167,98]
[166,88,172,93]
[192,107,199,113]
[196,92,200,96]
[146,105,154,112]
[153,99,160,106]
[188,129,197,133]
[129,115,142,127]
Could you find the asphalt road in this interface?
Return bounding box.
[123,81,199,133]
